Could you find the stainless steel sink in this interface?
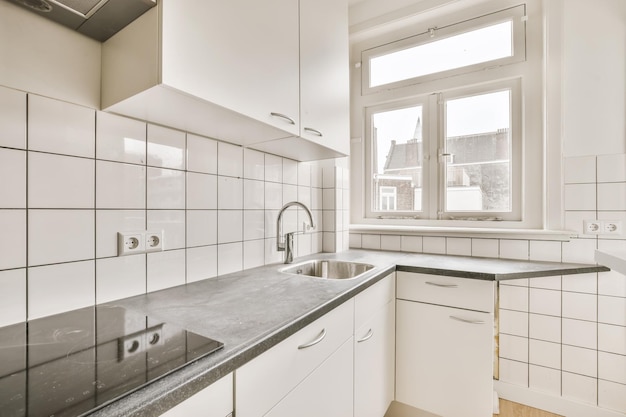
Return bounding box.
[281,259,374,280]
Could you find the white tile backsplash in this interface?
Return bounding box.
[187,172,218,210]
[598,183,626,211]
[186,245,217,283]
[0,210,26,270]
[380,235,401,251]
[147,249,186,292]
[471,238,499,257]
[96,255,146,304]
[0,88,331,323]
[147,167,185,209]
[599,380,626,412]
[29,152,94,208]
[147,210,186,250]
[28,94,95,158]
[218,210,243,244]
[562,372,598,405]
[147,124,186,169]
[0,269,26,326]
[28,260,95,320]
[187,134,217,174]
[598,351,626,384]
[562,345,597,377]
[0,86,26,149]
[96,160,145,209]
[562,292,597,322]
[218,142,243,178]
[597,154,626,183]
[564,183,597,211]
[598,323,626,355]
[564,156,596,184]
[96,111,146,164]
[529,339,561,369]
[562,318,597,350]
[529,365,561,396]
[0,148,26,208]
[28,209,94,266]
[186,210,217,247]
[96,210,146,258]
[423,236,446,254]
[446,237,471,256]
[500,239,529,260]
[217,242,243,275]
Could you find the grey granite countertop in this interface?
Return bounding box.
[91,250,608,416]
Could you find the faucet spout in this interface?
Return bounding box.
[276,201,315,263]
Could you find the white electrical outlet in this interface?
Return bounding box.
[583,220,602,235]
[604,221,623,235]
[145,231,164,252]
[118,232,145,256]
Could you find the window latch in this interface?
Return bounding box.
[428,27,437,38]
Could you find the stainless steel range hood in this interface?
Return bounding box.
[4,0,156,41]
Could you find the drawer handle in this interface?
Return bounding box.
[357,329,374,343]
[425,281,458,288]
[450,316,485,325]
[303,127,323,137]
[298,329,327,349]
[270,112,296,125]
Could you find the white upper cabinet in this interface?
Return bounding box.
[101,0,349,161]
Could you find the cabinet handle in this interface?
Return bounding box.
[357,328,374,343]
[270,112,296,125]
[303,127,323,137]
[425,281,458,288]
[298,329,327,349]
[450,316,485,325]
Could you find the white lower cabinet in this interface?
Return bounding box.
[354,274,395,417]
[265,338,354,417]
[395,272,495,417]
[235,300,354,417]
[159,373,233,417]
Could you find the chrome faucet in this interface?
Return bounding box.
[276,201,315,264]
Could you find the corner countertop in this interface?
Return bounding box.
[92,250,608,416]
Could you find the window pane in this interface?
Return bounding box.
[444,90,511,212]
[370,21,512,88]
[372,106,423,212]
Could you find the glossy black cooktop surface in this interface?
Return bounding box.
[0,305,223,417]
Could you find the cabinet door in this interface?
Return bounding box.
[299,0,350,154]
[160,0,300,136]
[265,338,354,417]
[396,300,493,417]
[159,373,232,417]
[235,300,354,417]
[354,301,395,417]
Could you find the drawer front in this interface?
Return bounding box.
[355,273,395,329]
[235,299,354,417]
[396,272,494,313]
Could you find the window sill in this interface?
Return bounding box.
[350,224,576,241]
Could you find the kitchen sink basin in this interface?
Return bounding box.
[281,260,374,280]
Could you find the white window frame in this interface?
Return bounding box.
[361,5,526,95]
[351,0,544,230]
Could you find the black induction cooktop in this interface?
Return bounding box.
[0,305,224,417]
